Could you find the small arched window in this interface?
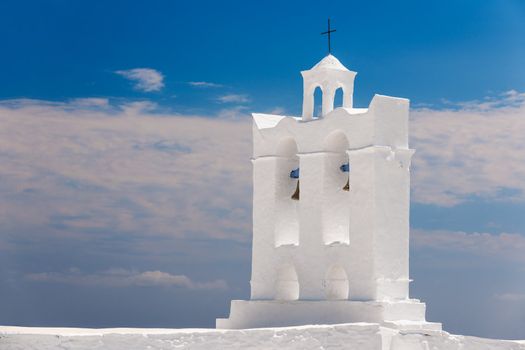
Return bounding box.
[313,86,322,118]
[333,87,344,109]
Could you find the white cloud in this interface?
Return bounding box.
[188,81,223,88]
[494,293,525,302]
[70,98,110,108]
[454,90,525,111]
[2,93,524,335]
[0,90,524,257]
[269,107,286,115]
[216,105,249,119]
[216,94,250,103]
[412,229,525,262]
[115,68,165,92]
[411,90,525,206]
[25,269,227,290]
[0,98,252,244]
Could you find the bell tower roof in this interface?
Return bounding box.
[310,54,350,72]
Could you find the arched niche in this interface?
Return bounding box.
[322,130,350,245]
[275,264,300,300]
[274,137,300,247]
[324,265,349,300]
[323,129,349,153]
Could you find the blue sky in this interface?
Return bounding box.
[2,0,525,109]
[0,0,525,340]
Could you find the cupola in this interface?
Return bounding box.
[301,54,357,121]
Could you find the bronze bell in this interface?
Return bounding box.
[343,179,350,191]
[291,180,300,200]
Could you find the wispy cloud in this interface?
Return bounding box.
[1,94,525,334]
[1,90,524,257]
[494,293,525,302]
[412,90,525,206]
[115,68,165,92]
[70,98,110,108]
[188,81,223,88]
[269,107,286,115]
[216,94,250,104]
[0,98,252,245]
[452,90,525,111]
[216,106,249,119]
[1,89,524,257]
[412,229,525,262]
[25,268,228,290]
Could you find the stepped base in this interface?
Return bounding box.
[217,299,441,330]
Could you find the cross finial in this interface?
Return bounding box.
[321,18,336,54]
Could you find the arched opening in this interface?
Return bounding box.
[275,264,300,300]
[324,265,349,300]
[322,130,350,245]
[274,137,300,247]
[313,86,322,118]
[333,87,344,109]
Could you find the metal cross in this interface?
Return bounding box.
[321,18,336,54]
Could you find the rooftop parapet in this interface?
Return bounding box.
[253,94,410,158]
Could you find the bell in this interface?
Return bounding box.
[291,180,300,200]
[343,179,349,191]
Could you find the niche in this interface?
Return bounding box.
[324,265,349,300]
[275,264,300,300]
[322,130,350,245]
[274,137,300,247]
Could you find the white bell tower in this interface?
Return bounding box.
[217,54,441,332]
